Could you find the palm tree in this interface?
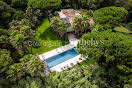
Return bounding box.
[7,63,25,81]
[72,17,82,35]
[9,30,26,50]
[9,22,35,53]
[72,15,90,35]
[20,54,45,76]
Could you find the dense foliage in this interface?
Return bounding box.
[9,19,35,51]
[11,76,44,88]
[93,6,128,30]
[26,7,42,27]
[28,0,62,22]
[62,0,104,9]
[13,10,26,20]
[0,1,15,28]
[11,0,27,9]
[51,17,67,37]
[77,31,132,86]
[28,0,61,9]
[12,65,114,88]
[7,54,45,81]
[72,14,91,35]
[0,0,132,87]
[0,49,13,77]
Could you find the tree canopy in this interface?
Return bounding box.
[9,19,35,50]
[62,0,104,9]
[28,0,62,9]
[7,54,45,81]
[72,14,91,35]
[11,0,27,9]
[0,1,15,28]
[0,49,13,76]
[0,0,132,87]
[51,17,67,37]
[77,31,132,83]
[93,6,128,30]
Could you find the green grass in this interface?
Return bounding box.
[29,18,69,55]
[80,58,95,66]
[114,26,132,34]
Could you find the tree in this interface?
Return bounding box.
[102,0,126,7]
[84,0,104,9]
[7,63,25,81]
[44,65,100,88]
[9,19,33,29]
[7,54,45,81]
[9,30,26,50]
[51,17,67,37]
[20,54,45,76]
[10,76,44,88]
[0,49,13,77]
[26,7,42,27]
[124,0,132,10]
[28,0,62,21]
[0,1,15,28]
[81,9,94,17]
[0,35,10,49]
[9,19,35,51]
[13,10,26,20]
[93,6,128,30]
[61,0,104,9]
[1,0,11,4]
[11,0,27,9]
[0,28,9,35]
[28,0,61,9]
[72,14,90,35]
[77,31,132,85]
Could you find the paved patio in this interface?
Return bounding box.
[68,33,79,47]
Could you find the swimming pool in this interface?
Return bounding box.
[45,48,79,68]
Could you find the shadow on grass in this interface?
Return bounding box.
[39,27,59,40]
[39,26,69,45]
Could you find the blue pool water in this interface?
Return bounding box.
[45,48,78,68]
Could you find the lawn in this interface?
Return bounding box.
[29,18,69,55]
[80,58,95,66]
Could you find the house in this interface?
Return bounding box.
[58,9,95,32]
[58,9,81,25]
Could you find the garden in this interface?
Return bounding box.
[0,0,132,88]
[29,18,69,55]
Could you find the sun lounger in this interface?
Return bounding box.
[61,68,64,71]
[70,63,74,66]
[79,58,82,60]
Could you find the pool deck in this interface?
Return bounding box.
[38,33,83,72]
[39,44,75,60]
